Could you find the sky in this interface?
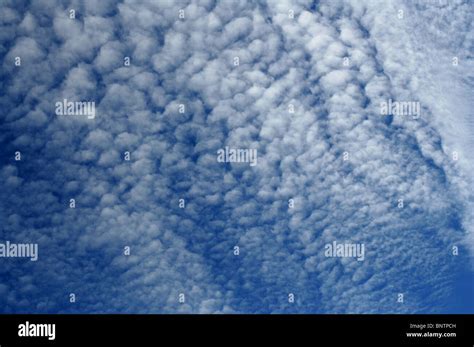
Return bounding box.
[0,0,473,313]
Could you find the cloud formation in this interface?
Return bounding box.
[0,0,472,313]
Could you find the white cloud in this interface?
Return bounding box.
[0,0,471,313]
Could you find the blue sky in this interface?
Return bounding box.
[0,0,473,313]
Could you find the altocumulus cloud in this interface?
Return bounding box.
[0,0,473,313]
